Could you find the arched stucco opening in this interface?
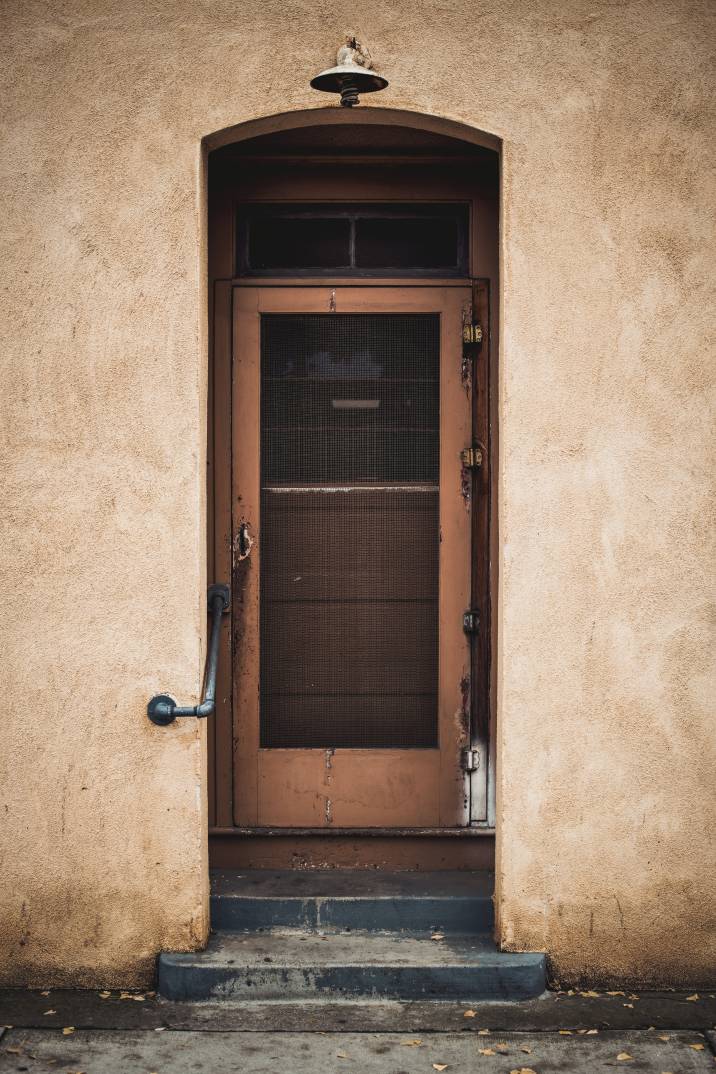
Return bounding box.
[203,106,501,902]
[204,106,501,155]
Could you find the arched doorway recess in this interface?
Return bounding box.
[206,109,499,871]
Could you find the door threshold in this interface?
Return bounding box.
[209,826,495,837]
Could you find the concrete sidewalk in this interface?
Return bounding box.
[2,990,715,1073]
[1,1027,715,1073]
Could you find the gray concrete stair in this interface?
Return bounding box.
[158,930,547,1001]
[210,869,494,933]
[158,870,546,1002]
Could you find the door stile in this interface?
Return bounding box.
[232,287,262,825]
[212,281,235,828]
[469,279,491,823]
[437,293,473,825]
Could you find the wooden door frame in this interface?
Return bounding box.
[206,125,498,866]
[210,275,493,836]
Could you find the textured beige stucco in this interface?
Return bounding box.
[1,1,714,987]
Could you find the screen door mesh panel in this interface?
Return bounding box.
[260,314,440,749]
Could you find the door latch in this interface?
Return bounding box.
[236,521,252,560]
[462,609,480,635]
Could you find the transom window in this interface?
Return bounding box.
[236,203,469,277]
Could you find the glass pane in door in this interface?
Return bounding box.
[260,314,440,749]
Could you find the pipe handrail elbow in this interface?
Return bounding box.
[147,584,230,727]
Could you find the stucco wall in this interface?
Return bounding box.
[1,0,714,986]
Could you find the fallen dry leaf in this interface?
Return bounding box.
[432,1066,448,1072]
[6,1048,22,1055]
[478,1047,496,1056]
[155,1027,166,1032]
[509,1069,537,1074]
[62,1027,75,1035]
[463,1009,476,1018]
[617,1053,634,1062]
[586,1029,598,1035]
[520,1044,533,1053]
[688,1043,705,1050]
[686,993,700,1002]
[43,1009,56,1015]
[580,990,600,997]
[495,1042,509,1053]
[658,1034,671,1041]
[336,1050,349,1059]
[607,990,625,996]
[628,994,640,1001]
[400,1039,422,1047]
[623,1003,634,1009]
[431,933,445,941]
[477,1028,490,1035]
[40,990,50,996]
[559,1029,573,1035]
[98,991,111,999]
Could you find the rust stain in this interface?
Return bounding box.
[461,350,472,397]
[231,520,253,653]
[459,672,471,741]
[460,302,472,397]
[460,458,472,509]
[324,750,335,798]
[233,518,254,562]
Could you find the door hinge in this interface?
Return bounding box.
[462,608,480,635]
[461,747,480,773]
[460,445,484,469]
[462,322,483,345]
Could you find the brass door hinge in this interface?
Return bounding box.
[460,445,484,469]
[462,322,483,345]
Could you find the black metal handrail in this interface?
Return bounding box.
[147,584,230,726]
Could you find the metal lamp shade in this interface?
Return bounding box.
[310,64,389,107]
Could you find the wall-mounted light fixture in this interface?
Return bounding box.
[311,35,388,107]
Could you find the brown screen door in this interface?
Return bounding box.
[232,285,473,827]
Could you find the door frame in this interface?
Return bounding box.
[205,118,499,865]
[210,275,493,839]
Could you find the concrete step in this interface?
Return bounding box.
[210,869,494,934]
[158,930,547,1002]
